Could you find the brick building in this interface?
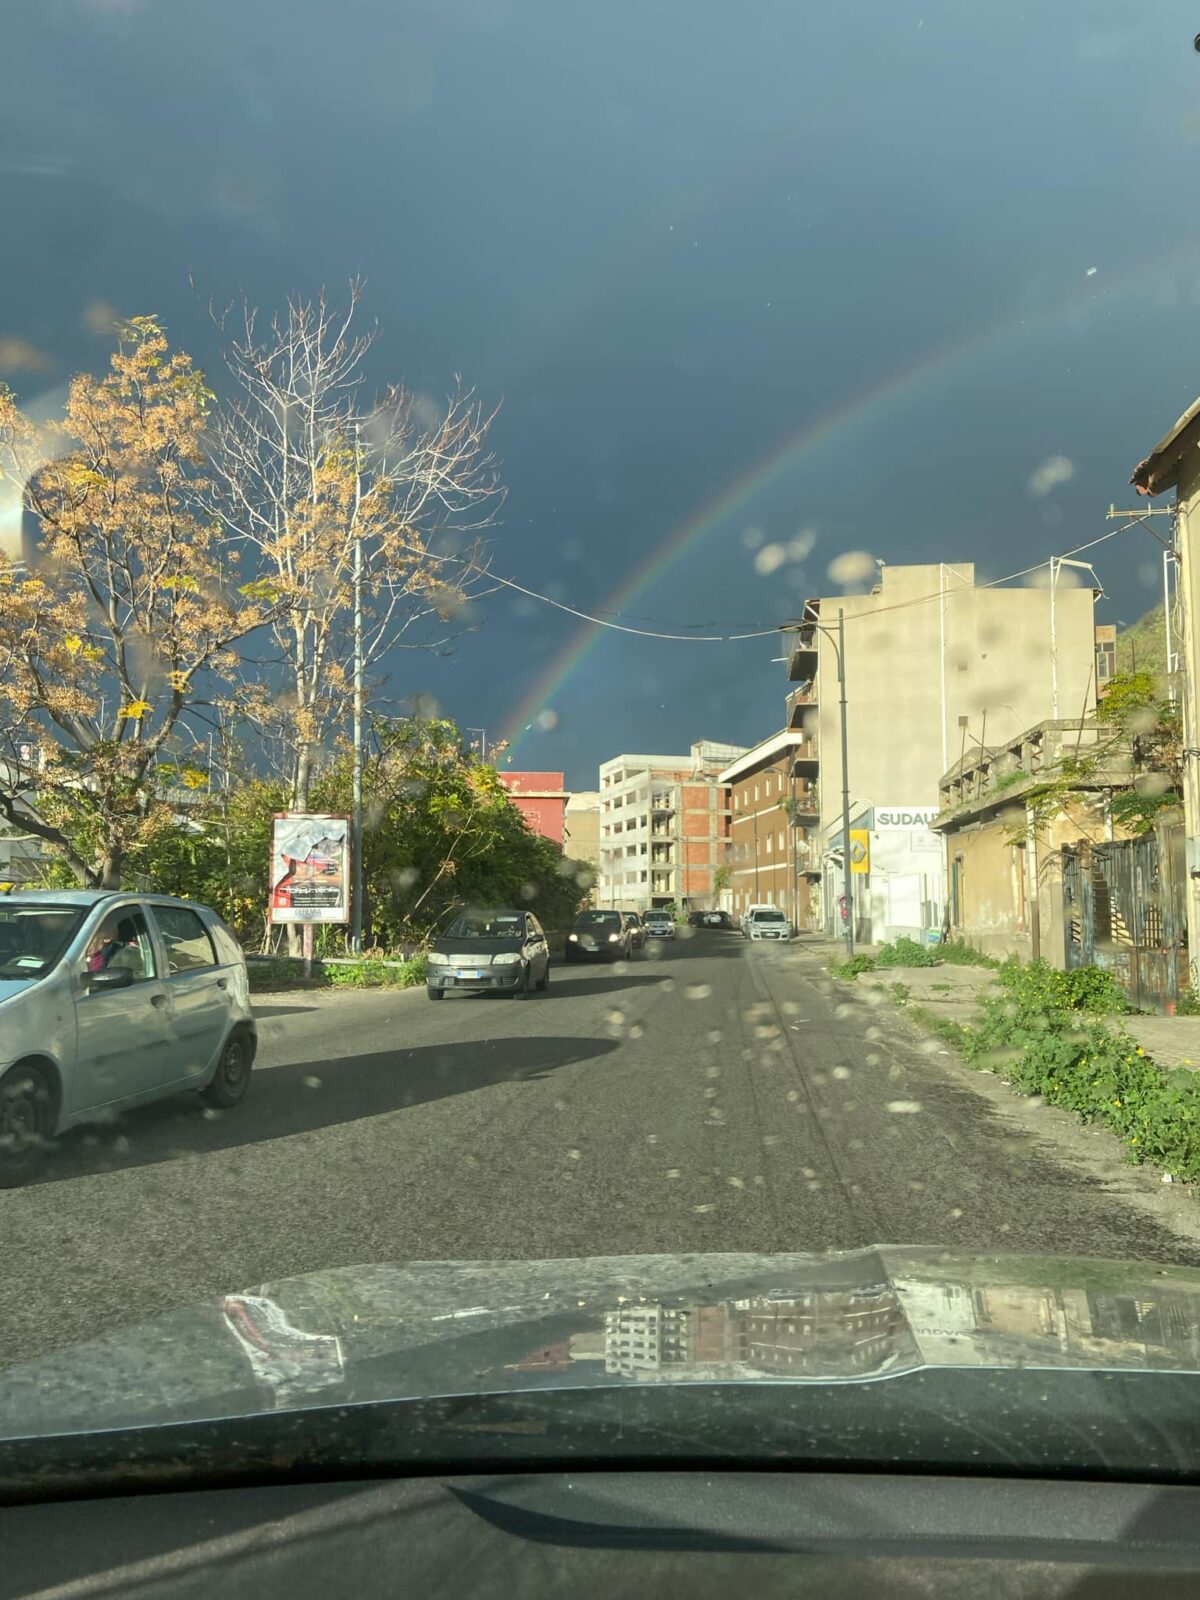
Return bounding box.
[597,740,745,912]
[498,771,568,846]
[718,731,815,927]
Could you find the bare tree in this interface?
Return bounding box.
[205,282,503,810]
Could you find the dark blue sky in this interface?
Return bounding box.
[4,0,1198,786]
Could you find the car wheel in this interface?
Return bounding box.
[0,1063,53,1188]
[511,963,531,998]
[200,1029,253,1110]
[428,987,445,1001]
[536,963,549,992]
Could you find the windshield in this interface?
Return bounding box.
[0,906,86,980]
[443,914,523,939]
[6,0,1200,1497]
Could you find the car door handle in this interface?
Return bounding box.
[151,992,168,1008]
[217,977,229,989]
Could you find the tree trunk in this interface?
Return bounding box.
[92,849,124,889]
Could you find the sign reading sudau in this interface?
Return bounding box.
[874,807,941,831]
[269,813,351,924]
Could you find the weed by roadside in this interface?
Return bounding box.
[937,940,1000,969]
[907,958,1200,1183]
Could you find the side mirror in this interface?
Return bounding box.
[86,966,135,991]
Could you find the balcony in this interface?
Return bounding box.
[787,638,819,682]
[650,792,676,813]
[792,739,819,777]
[786,686,818,729]
[792,790,819,827]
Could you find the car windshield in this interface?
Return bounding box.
[0,906,86,980]
[7,0,1200,1499]
[443,915,523,939]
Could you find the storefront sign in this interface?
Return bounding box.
[874,807,941,831]
[849,829,870,874]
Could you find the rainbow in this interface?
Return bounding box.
[500,246,1200,760]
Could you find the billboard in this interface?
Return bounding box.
[269,812,350,924]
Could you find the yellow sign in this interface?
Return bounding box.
[849,830,870,875]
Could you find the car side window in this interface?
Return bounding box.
[528,917,543,940]
[82,909,156,982]
[153,905,218,975]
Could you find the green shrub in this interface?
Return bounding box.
[937,940,1000,969]
[889,981,911,1005]
[829,952,877,980]
[1177,989,1200,1017]
[874,936,939,969]
[990,957,1128,1016]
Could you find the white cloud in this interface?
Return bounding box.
[1027,454,1075,497]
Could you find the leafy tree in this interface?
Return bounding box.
[0,320,278,886]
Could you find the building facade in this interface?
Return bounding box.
[786,562,1101,945]
[562,790,600,869]
[497,771,568,846]
[717,731,816,926]
[597,740,745,911]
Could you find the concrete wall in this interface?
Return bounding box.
[563,791,599,867]
[812,564,1098,837]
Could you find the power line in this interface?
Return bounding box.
[407,514,1152,646]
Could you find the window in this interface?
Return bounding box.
[83,908,157,982]
[766,835,773,855]
[153,904,217,974]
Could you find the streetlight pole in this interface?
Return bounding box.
[350,422,364,957]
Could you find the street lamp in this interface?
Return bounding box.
[782,608,854,960]
[1049,557,1104,719]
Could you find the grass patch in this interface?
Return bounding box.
[873,936,939,970]
[248,953,428,993]
[829,952,877,980]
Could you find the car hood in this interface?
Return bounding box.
[431,936,522,956]
[6,1247,1200,1440]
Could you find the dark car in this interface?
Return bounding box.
[623,912,645,950]
[426,909,550,999]
[565,909,632,962]
[702,910,733,930]
[686,910,706,927]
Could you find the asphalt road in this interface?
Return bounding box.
[6,929,1200,1366]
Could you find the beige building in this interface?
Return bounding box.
[597,739,745,911]
[787,562,1100,943]
[1131,401,1200,959]
[562,790,600,869]
[933,718,1135,963]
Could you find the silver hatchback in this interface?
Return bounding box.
[0,890,257,1186]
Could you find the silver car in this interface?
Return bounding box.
[0,890,257,1186]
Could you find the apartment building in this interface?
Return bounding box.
[718,731,815,926]
[497,771,568,845]
[784,562,1101,944]
[597,739,745,911]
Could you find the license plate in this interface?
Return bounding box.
[458,970,484,980]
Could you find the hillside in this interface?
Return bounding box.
[1115,602,1168,678]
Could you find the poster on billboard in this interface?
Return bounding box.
[269,813,350,924]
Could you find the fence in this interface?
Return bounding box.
[1061,817,1188,1011]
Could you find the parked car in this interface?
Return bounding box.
[0,890,257,1187]
[427,909,550,999]
[702,910,733,929]
[565,909,632,962]
[622,912,645,950]
[686,910,706,928]
[745,908,791,942]
[642,910,675,939]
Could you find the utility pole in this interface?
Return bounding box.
[466,728,488,762]
[1049,556,1104,718]
[350,420,364,957]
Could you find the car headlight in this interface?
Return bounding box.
[568,933,579,942]
[491,952,520,966]
[608,933,620,943]
[428,951,450,965]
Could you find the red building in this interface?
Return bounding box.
[499,772,568,847]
